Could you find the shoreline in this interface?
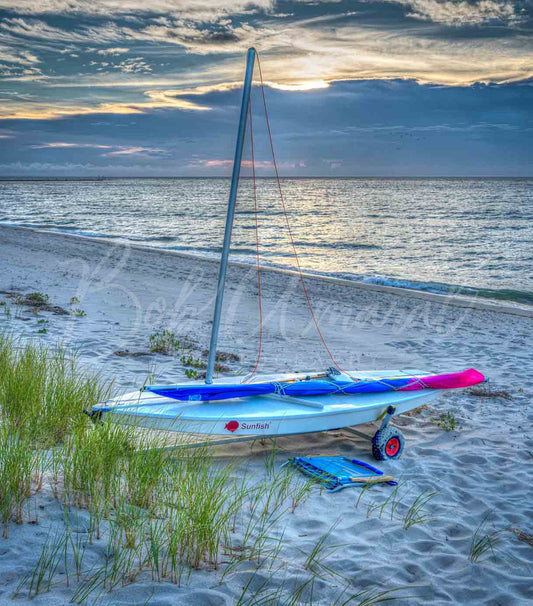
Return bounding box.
[2,223,532,319]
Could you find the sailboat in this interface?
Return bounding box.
[92,48,484,460]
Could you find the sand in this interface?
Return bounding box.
[1,224,532,605]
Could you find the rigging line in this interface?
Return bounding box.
[241,96,264,384]
[256,54,346,375]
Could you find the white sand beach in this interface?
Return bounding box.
[1,224,532,605]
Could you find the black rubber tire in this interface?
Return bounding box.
[372,426,405,461]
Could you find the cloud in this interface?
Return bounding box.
[0,71,47,81]
[0,0,275,20]
[0,44,39,65]
[88,56,153,73]
[0,15,261,57]
[113,57,152,73]
[0,0,531,129]
[31,142,113,148]
[0,44,43,79]
[247,19,533,86]
[269,80,330,91]
[393,0,521,26]
[6,6,531,87]
[29,142,167,156]
[61,17,533,87]
[0,17,125,44]
[3,83,247,121]
[96,46,130,55]
[102,146,165,156]
[0,86,212,119]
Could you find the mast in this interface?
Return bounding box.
[205,47,256,384]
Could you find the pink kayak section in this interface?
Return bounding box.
[399,368,485,391]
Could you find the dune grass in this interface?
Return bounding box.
[26,292,49,305]
[469,514,503,563]
[0,425,37,537]
[0,332,112,538]
[149,329,182,354]
[403,490,439,530]
[359,480,439,531]
[0,332,112,447]
[0,331,405,603]
[430,411,460,431]
[14,529,66,598]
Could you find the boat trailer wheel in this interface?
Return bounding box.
[372,426,405,461]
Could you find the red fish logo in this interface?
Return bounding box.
[225,420,239,433]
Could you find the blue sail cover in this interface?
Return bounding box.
[144,377,415,402]
[143,369,484,402]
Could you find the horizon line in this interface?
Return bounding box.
[0,175,532,180]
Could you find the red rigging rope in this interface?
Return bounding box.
[241,99,264,383]
[255,55,345,375]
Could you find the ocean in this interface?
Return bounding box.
[1,177,532,308]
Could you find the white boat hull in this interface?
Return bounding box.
[95,370,440,437]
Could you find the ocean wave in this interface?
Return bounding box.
[353,276,533,307]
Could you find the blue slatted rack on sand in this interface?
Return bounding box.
[285,456,397,492]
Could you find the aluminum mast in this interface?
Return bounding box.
[205,47,256,384]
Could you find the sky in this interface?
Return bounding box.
[0,0,532,177]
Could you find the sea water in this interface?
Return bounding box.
[1,177,531,308]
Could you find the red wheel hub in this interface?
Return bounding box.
[385,436,400,457]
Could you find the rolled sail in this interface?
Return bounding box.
[144,368,485,403]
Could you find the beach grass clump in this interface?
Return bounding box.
[303,519,346,581]
[0,332,112,446]
[359,481,439,531]
[26,292,50,305]
[180,354,207,370]
[70,308,87,318]
[62,421,133,502]
[0,425,37,537]
[431,411,460,431]
[236,569,410,606]
[181,353,208,380]
[469,515,503,563]
[149,329,182,355]
[341,586,414,606]
[227,460,312,569]
[60,430,249,581]
[402,490,439,530]
[165,449,244,569]
[15,530,66,598]
[122,435,169,512]
[235,544,411,605]
[1,301,11,320]
[363,481,403,520]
